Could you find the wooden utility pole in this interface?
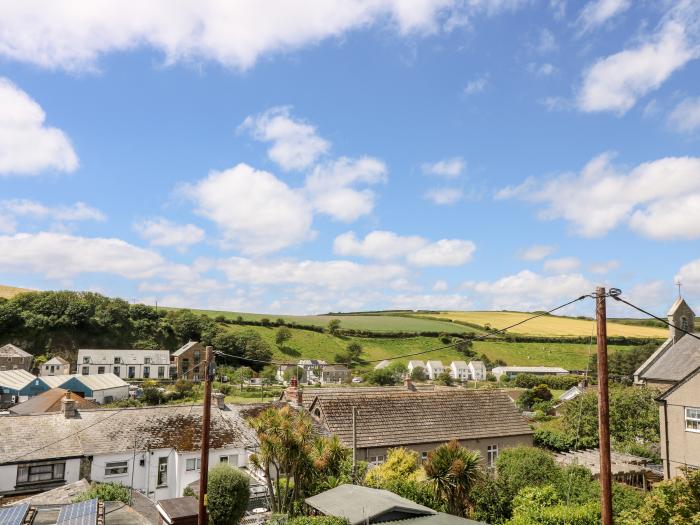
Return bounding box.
[595,287,613,525]
[198,346,214,525]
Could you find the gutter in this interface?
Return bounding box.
[658,398,671,479]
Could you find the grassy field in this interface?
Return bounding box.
[420,311,667,338]
[220,323,639,371]
[0,284,32,299]
[190,308,481,334]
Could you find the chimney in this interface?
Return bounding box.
[212,392,226,410]
[404,377,415,391]
[296,387,303,407]
[62,394,77,419]
[290,377,298,388]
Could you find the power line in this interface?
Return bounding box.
[215,294,592,367]
[610,294,700,342]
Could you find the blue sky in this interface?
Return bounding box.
[1,0,700,316]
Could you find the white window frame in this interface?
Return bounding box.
[185,458,201,471]
[487,444,499,467]
[104,461,128,477]
[686,407,700,433]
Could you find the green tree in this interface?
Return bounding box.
[276,326,292,348]
[411,366,428,381]
[505,485,600,525]
[455,337,475,358]
[365,448,420,487]
[74,482,131,505]
[207,463,250,525]
[495,447,561,505]
[424,440,482,517]
[231,366,253,390]
[327,319,341,336]
[436,371,454,386]
[517,384,553,411]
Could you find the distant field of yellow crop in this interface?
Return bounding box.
[0,285,32,299]
[421,311,667,338]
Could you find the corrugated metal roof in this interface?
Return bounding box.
[42,375,72,388]
[492,366,569,374]
[70,373,128,390]
[0,369,37,390]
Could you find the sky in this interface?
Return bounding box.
[1,0,700,317]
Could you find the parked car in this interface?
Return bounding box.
[352,377,363,383]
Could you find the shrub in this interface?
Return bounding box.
[287,517,349,525]
[411,366,428,381]
[183,486,198,498]
[207,464,250,525]
[74,482,131,504]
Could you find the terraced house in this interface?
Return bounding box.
[0,343,33,372]
[77,348,171,380]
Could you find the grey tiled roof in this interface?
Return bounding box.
[0,344,31,358]
[0,404,255,465]
[311,389,532,449]
[298,385,436,409]
[640,334,700,381]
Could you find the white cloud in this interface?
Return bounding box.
[433,280,449,291]
[676,259,700,295]
[0,232,164,279]
[543,256,580,274]
[498,152,700,239]
[668,96,700,133]
[0,78,78,175]
[421,157,465,178]
[577,0,631,34]
[409,239,476,267]
[589,260,619,274]
[135,218,205,250]
[240,106,330,171]
[183,163,314,255]
[463,74,489,95]
[578,12,700,114]
[424,187,464,205]
[305,156,387,221]
[217,256,407,290]
[0,1,525,72]
[462,270,592,311]
[518,244,555,261]
[0,199,104,232]
[334,230,476,267]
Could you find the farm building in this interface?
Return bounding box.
[59,373,129,403]
[0,370,50,405]
[0,397,256,498]
[0,343,33,372]
[491,366,569,380]
[9,388,99,415]
[40,356,71,376]
[77,348,171,380]
[303,387,533,466]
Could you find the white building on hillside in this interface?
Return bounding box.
[40,356,71,376]
[77,349,171,380]
[468,360,487,381]
[426,361,445,380]
[0,395,255,499]
[491,366,569,381]
[450,361,469,381]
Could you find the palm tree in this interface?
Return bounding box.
[423,440,482,517]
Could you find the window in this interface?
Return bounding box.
[81,366,89,375]
[128,366,136,379]
[182,358,190,375]
[487,445,498,467]
[158,366,165,379]
[186,458,200,471]
[97,366,105,374]
[82,356,90,364]
[368,455,385,465]
[17,462,65,484]
[143,366,150,379]
[681,316,689,331]
[157,457,168,487]
[686,407,700,432]
[194,351,201,364]
[104,461,128,476]
[219,456,228,463]
[113,366,120,375]
[144,357,151,365]
[421,451,428,462]
[114,357,121,364]
[220,454,238,465]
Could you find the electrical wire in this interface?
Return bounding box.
[610,294,700,342]
[214,294,592,367]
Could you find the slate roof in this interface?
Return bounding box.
[450,361,469,369]
[309,389,532,449]
[0,343,31,358]
[77,348,170,365]
[296,385,436,410]
[9,388,99,415]
[407,361,425,368]
[657,365,700,400]
[0,369,38,390]
[426,361,444,368]
[45,356,69,365]
[305,484,434,525]
[0,404,255,465]
[172,341,200,357]
[638,334,700,382]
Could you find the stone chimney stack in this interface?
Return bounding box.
[296,387,303,407]
[212,392,226,410]
[404,377,415,391]
[62,393,77,419]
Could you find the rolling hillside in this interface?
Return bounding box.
[417,311,668,338]
[0,284,32,299]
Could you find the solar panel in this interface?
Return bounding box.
[56,498,98,525]
[0,504,30,525]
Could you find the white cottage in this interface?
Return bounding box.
[77,349,171,380]
[407,360,426,376]
[40,356,71,376]
[449,361,470,381]
[0,395,255,498]
[426,361,445,380]
[468,360,487,381]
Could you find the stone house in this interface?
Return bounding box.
[0,344,33,372]
[320,364,350,384]
[172,341,205,381]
